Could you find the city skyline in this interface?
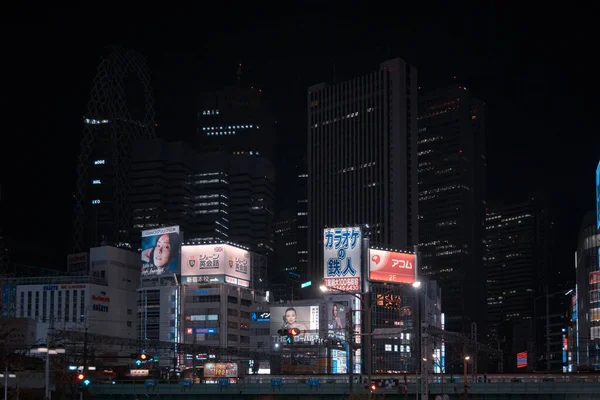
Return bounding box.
[1,15,598,273]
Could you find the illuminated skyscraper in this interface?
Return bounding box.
[72,47,155,252]
[307,57,419,282]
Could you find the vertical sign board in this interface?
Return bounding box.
[323,227,362,293]
[517,351,528,369]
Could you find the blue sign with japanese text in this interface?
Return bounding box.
[323,227,362,292]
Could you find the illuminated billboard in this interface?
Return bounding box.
[369,249,416,284]
[270,305,320,344]
[141,226,181,278]
[323,227,362,293]
[204,362,238,378]
[181,244,251,287]
[517,351,527,369]
[326,300,348,342]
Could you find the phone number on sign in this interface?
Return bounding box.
[325,277,360,292]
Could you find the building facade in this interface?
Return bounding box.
[130,139,275,277]
[485,196,556,370]
[307,57,419,282]
[417,83,486,335]
[574,210,600,369]
[4,246,139,348]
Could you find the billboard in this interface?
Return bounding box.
[141,226,181,277]
[369,249,416,284]
[181,244,251,287]
[517,351,528,369]
[204,362,238,378]
[323,227,362,293]
[270,305,320,343]
[326,300,348,342]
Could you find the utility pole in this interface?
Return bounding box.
[545,287,551,371]
[82,327,88,400]
[347,307,354,392]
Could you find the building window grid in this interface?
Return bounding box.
[57,291,62,319]
[35,292,39,319]
[19,292,24,318]
[50,291,55,321]
[72,290,78,322]
[65,291,70,322]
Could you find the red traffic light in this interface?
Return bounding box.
[289,328,301,336]
[140,354,148,360]
[77,374,85,381]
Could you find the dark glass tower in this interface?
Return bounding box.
[417,84,486,335]
[72,47,155,252]
[307,58,419,283]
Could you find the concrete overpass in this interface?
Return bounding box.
[89,380,600,399]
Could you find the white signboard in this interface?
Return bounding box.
[323,227,362,293]
[181,244,251,287]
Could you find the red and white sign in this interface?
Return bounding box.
[368,249,416,284]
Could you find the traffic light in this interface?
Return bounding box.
[136,353,152,366]
[289,328,300,336]
[365,383,377,392]
[77,374,91,391]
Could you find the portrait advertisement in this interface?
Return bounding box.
[269,305,320,344]
[141,226,181,277]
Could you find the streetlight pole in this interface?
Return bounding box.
[463,356,470,400]
[31,343,66,400]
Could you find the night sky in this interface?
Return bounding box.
[2,14,598,274]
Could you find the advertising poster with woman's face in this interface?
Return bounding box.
[328,302,347,341]
[269,305,320,343]
[141,226,181,277]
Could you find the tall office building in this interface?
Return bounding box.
[196,78,276,163]
[296,156,309,277]
[485,196,555,370]
[130,139,273,286]
[307,58,419,281]
[72,47,155,252]
[417,83,486,335]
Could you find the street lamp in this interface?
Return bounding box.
[31,344,66,400]
[463,356,471,400]
[1,368,16,400]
